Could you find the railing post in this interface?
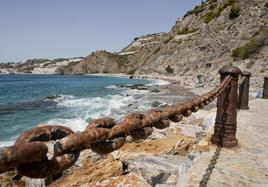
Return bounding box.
[263,76,268,99]
[238,71,251,109]
[211,65,241,148]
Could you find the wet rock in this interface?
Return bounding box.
[151,101,162,107]
[150,171,170,186]
[118,84,148,90]
[44,95,60,100]
[150,88,161,93]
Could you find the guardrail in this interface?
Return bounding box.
[0,65,252,180]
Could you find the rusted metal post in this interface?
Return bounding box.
[238,71,251,109]
[263,76,268,99]
[211,65,241,148]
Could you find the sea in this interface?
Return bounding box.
[0,74,170,147]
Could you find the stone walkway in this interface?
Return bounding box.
[177,99,268,187]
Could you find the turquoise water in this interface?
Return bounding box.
[0,74,153,145]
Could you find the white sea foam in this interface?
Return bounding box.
[146,79,170,86]
[47,93,137,132]
[105,85,120,89]
[0,140,15,147]
[43,94,75,103]
[57,94,134,109]
[46,118,88,132]
[53,94,76,102]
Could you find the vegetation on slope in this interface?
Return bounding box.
[165,65,174,74]
[183,0,241,23]
[202,0,240,23]
[229,5,241,19]
[177,27,199,35]
[107,52,129,68]
[232,27,268,60]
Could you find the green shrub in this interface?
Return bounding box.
[193,5,205,15]
[229,5,240,19]
[202,0,237,23]
[107,52,129,67]
[177,27,199,35]
[184,3,206,17]
[203,11,216,23]
[232,39,260,59]
[116,55,128,67]
[165,65,174,74]
[52,58,68,63]
[174,39,182,45]
[232,28,268,59]
[215,6,225,16]
[128,68,137,75]
[209,3,217,10]
[225,0,236,7]
[163,35,172,44]
[207,0,218,3]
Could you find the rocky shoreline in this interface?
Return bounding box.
[0,74,264,187]
[47,85,217,187]
[0,78,218,187]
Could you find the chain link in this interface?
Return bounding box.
[199,146,222,187]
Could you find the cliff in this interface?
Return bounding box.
[64,50,129,74]
[65,0,268,88]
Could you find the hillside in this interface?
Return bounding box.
[64,50,130,74]
[65,0,268,88]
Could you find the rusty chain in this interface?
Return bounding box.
[0,76,231,178]
[199,146,222,187]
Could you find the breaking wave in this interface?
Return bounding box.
[46,92,146,132]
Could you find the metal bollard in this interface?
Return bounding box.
[211,65,241,148]
[263,76,268,99]
[238,71,251,109]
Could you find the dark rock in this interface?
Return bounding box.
[150,172,169,187]
[118,84,148,90]
[151,101,162,107]
[150,89,161,93]
[44,95,60,100]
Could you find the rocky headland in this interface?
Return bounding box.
[64,0,268,89]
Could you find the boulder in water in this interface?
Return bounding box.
[151,101,162,107]
[44,95,60,100]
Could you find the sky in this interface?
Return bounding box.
[0,0,202,62]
